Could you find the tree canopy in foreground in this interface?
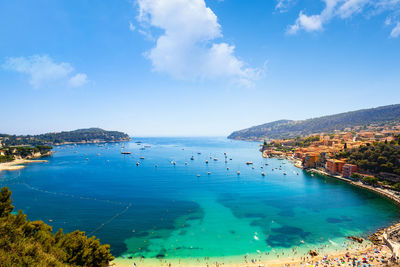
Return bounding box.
[0,187,114,266]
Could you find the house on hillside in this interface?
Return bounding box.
[342,164,358,178]
[326,159,346,175]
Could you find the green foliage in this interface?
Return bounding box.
[350,173,362,180]
[1,128,130,146]
[0,155,14,163]
[228,104,400,140]
[362,176,379,185]
[293,136,320,147]
[0,187,114,266]
[393,183,400,191]
[335,136,400,176]
[0,187,14,217]
[0,145,52,162]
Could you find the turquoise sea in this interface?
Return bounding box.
[1,137,399,264]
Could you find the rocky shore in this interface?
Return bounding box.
[0,151,51,172]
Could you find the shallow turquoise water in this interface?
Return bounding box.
[1,137,399,261]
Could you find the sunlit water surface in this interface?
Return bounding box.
[1,137,399,264]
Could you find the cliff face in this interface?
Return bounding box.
[0,146,53,163]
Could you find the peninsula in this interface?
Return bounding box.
[0,128,131,171]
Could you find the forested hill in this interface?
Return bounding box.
[228,104,400,141]
[0,128,131,146]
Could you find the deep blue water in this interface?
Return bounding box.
[0,137,399,261]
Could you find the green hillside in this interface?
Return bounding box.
[228,104,400,140]
[0,128,131,146]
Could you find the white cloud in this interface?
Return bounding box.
[69,73,88,87]
[287,0,339,34]
[391,21,400,37]
[286,0,400,37]
[129,21,136,32]
[276,0,295,12]
[136,0,261,86]
[288,12,324,34]
[338,0,370,18]
[2,55,88,88]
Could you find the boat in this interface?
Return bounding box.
[121,146,131,154]
[196,174,200,177]
[207,172,211,175]
[261,172,265,176]
[140,157,145,160]
[197,152,201,155]
[214,158,218,161]
[246,161,253,165]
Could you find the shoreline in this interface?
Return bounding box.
[306,168,400,207]
[304,167,400,261]
[112,157,400,267]
[0,158,49,172]
[112,244,394,267]
[52,139,131,146]
[3,142,400,266]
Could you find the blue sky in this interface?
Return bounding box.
[1,0,400,136]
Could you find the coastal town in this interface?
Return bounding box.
[261,121,400,185]
[258,121,400,265]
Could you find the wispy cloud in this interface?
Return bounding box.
[275,0,296,13]
[136,0,262,86]
[286,0,400,37]
[2,55,88,88]
[129,21,136,32]
[68,73,88,87]
[391,21,400,37]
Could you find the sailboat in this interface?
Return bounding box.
[121,145,131,155]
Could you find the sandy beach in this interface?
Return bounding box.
[112,244,398,266]
[0,159,48,172]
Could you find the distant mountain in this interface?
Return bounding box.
[228,104,400,141]
[0,128,131,146]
